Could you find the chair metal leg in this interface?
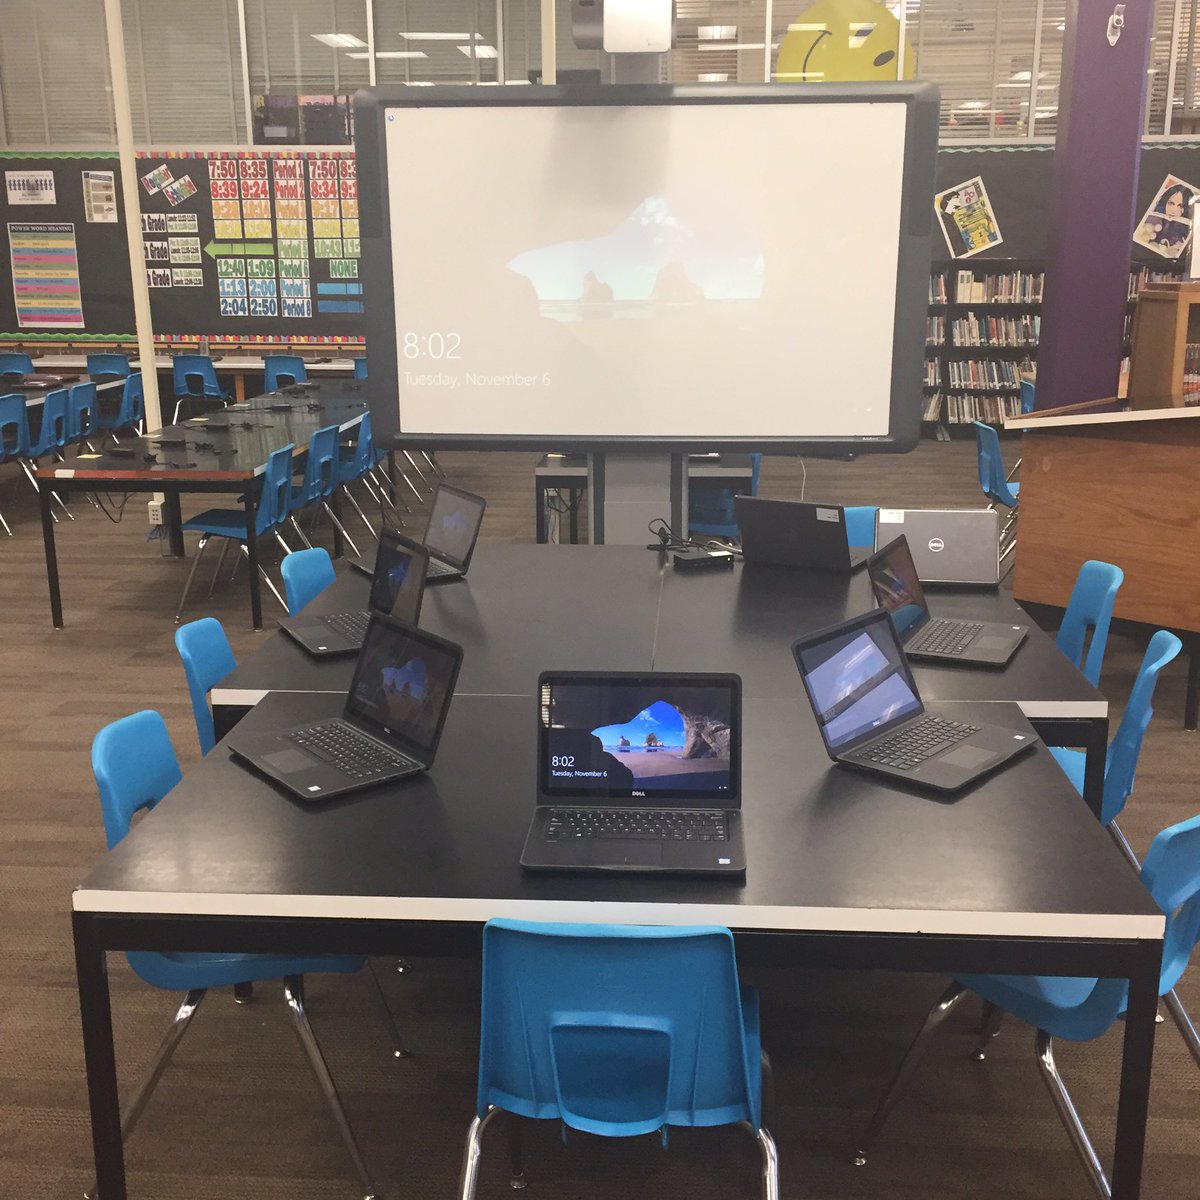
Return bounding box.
[282,975,378,1200]
[289,514,314,549]
[207,538,232,599]
[421,450,442,477]
[458,1106,501,1200]
[853,981,967,1166]
[365,958,411,1059]
[343,483,380,538]
[755,1126,780,1200]
[369,465,413,512]
[84,988,207,1200]
[506,1112,526,1189]
[0,504,10,536]
[1162,988,1200,1067]
[273,527,293,556]
[321,497,361,557]
[233,981,254,1005]
[1108,821,1142,873]
[240,545,288,613]
[1034,1030,1111,1200]
[174,535,211,624]
[402,450,430,488]
[972,1000,1006,1060]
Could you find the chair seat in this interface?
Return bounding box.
[181,508,254,537]
[955,971,1119,1042]
[1048,745,1086,798]
[129,949,365,992]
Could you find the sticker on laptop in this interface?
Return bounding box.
[878,509,905,523]
[815,507,840,523]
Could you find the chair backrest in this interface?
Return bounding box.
[343,410,374,478]
[173,354,220,398]
[32,388,70,455]
[68,382,98,440]
[281,547,336,616]
[844,505,879,549]
[86,352,131,379]
[264,354,307,391]
[256,443,296,535]
[296,425,340,502]
[1056,559,1124,687]
[120,372,145,427]
[477,920,759,1135]
[353,357,369,380]
[0,352,34,376]
[1019,379,1036,414]
[92,711,183,850]
[972,421,1018,508]
[1140,812,1200,995]
[1101,630,1182,826]
[0,393,31,459]
[174,618,237,755]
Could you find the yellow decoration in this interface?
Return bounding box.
[775,0,915,83]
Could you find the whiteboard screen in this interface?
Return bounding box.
[361,86,937,448]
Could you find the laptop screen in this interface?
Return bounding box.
[538,673,740,805]
[793,611,923,752]
[423,485,486,568]
[369,532,427,624]
[866,535,931,644]
[347,617,462,755]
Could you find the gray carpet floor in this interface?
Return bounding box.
[0,441,1196,1199]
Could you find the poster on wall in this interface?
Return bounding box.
[8,222,85,328]
[82,170,118,222]
[934,176,1003,259]
[1133,174,1198,260]
[6,170,56,206]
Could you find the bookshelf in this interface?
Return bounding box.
[922,258,1185,439]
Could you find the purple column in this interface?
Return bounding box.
[1036,1,1154,409]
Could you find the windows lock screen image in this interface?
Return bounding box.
[351,630,457,749]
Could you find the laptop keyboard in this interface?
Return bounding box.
[544,809,728,842]
[913,618,984,655]
[850,716,980,771]
[321,610,370,641]
[427,559,457,577]
[288,720,418,779]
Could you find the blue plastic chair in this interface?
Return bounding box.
[854,811,1200,1199]
[86,352,132,380]
[332,411,391,535]
[1019,378,1036,414]
[281,547,336,616]
[175,443,295,623]
[95,372,144,438]
[67,381,99,445]
[289,424,361,557]
[263,354,307,392]
[459,919,778,1200]
[353,357,368,380]
[973,421,1020,509]
[89,711,377,1197]
[0,352,34,376]
[1056,560,1124,687]
[0,393,32,536]
[171,354,230,423]
[688,454,763,539]
[24,388,74,523]
[174,618,238,755]
[844,505,879,550]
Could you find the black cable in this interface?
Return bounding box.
[93,491,133,524]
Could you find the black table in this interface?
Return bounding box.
[37,379,371,630]
[212,545,1110,812]
[74,688,1163,1200]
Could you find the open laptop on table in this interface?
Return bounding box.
[352,483,486,583]
[792,608,1037,793]
[734,496,871,572]
[521,671,745,875]
[278,528,428,657]
[874,508,1000,585]
[229,613,463,801]
[866,535,1027,666]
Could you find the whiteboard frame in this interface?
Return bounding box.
[355,82,939,454]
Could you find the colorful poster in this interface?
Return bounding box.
[167,212,199,233]
[1133,175,1199,261]
[140,164,174,195]
[169,237,202,264]
[162,175,198,207]
[9,222,85,327]
[81,170,117,222]
[934,176,1003,260]
[6,170,56,205]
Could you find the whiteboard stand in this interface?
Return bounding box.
[588,452,687,545]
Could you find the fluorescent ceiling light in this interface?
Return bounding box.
[401,31,476,40]
[958,101,987,110]
[698,72,730,82]
[697,25,736,40]
[404,80,435,86]
[698,42,765,51]
[347,50,427,58]
[312,33,366,48]
[458,44,498,58]
[788,23,828,32]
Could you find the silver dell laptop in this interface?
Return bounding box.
[873,509,1000,585]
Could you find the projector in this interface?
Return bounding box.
[572,0,674,53]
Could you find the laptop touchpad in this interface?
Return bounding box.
[939,746,997,769]
[263,748,319,774]
[592,841,663,867]
[975,636,1011,652]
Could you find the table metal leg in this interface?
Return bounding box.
[165,490,184,558]
[41,480,64,628]
[1081,717,1109,821]
[330,491,345,559]
[535,482,547,544]
[570,487,581,544]
[244,493,263,631]
[1110,939,1161,1199]
[73,912,127,1200]
[1184,636,1198,732]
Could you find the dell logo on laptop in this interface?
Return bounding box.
[928,537,945,553]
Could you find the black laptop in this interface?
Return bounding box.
[229,613,463,801]
[278,529,428,657]
[520,671,746,875]
[791,609,1037,793]
[867,535,1027,666]
[734,496,871,571]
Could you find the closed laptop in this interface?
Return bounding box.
[734,496,870,572]
[873,508,1000,585]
